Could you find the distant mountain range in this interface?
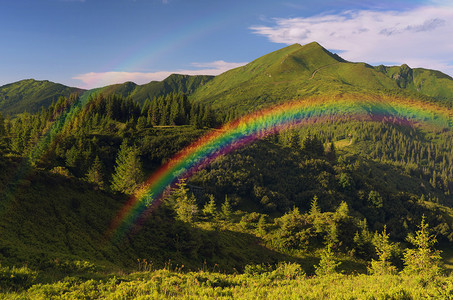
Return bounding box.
[1,42,452,115]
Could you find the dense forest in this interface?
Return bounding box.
[1,86,453,298]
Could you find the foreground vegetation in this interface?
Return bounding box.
[1,266,453,299]
[1,59,453,297]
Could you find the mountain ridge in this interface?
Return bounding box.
[1,42,452,115]
[0,74,214,115]
[190,42,453,112]
[95,73,214,106]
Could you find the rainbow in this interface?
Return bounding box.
[108,94,453,240]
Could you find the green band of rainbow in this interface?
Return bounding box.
[107,95,453,241]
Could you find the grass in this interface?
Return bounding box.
[82,74,214,107]
[1,264,453,299]
[0,79,83,115]
[191,42,453,115]
[333,138,352,149]
[441,246,453,271]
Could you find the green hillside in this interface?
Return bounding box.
[376,64,453,102]
[191,42,453,113]
[87,74,214,106]
[0,75,213,116]
[0,79,84,115]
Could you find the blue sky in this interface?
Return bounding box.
[1,0,452,89]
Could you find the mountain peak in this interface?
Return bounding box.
[302,41,322,48]
[283,41,325,49]
[266,41,344,75]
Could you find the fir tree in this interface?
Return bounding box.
[369,226,396,275]
[86,156,104,189]
[257,214,267,236]
[202,194,217,219]
[136,116,147,131]
[288,130,300,149]
[111,141,143,194]
[315,244,340,276]
[309,195,321,215]
[336,201,349,218]
[326,141,336,161]
[170,178,198,223]
[65,145,79,168]
[403,215,443,277]
[220,195,233,221]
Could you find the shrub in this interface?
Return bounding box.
[0,264,37,290]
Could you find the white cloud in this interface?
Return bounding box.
[250,4,453,76]
[73,61,246,89]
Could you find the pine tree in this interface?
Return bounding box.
[353,219,374,260]
[202,106,216,128]
[220,195,233,221]
[111,141,143,194]
[403,215,443,277]
[315,244,340,276]
[136,116,147,131]
[202,194,217,219]
[369,226,396,275]
[141,99,151,115]
[302,131,312,152]
[170,178,198,223]
[65,145,79,168]
[86,156,104,189]
[312,134,325,156]
[309,195,321,215]
[336,201,349,218]
[257,214,267,236]
[288,130,300,149]
[326,141,336,161]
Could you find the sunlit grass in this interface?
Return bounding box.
[2,265,452,299]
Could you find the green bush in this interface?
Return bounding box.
[0,264,37,290]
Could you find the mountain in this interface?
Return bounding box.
[85,74,214,106]
[0,75,213,116]
[2,42,452,116]
[375,64,453,100]
[0,79,85,115]
[191,42,453,112]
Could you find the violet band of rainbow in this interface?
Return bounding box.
[107,95,452,241]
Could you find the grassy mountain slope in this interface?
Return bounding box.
[0,156,309,279]
[376,64,453,101]
[87,74,213,106]
[0,75,213,116]
[2,42,452,117]
[191,42,453,113]
[0,79,84,115]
